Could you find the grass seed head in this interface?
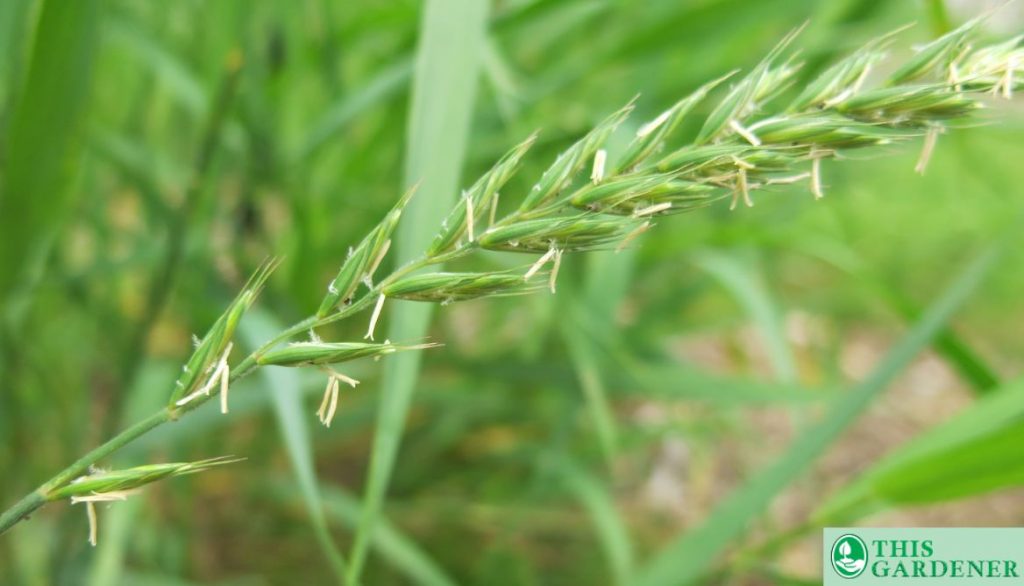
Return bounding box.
[50,457,243,500]
[617,71,736,171]
[519,101,634,212]
[168,260,277,406]
[887,18,979,85]
[479,215,642,253]
[317,186,414,317]
[257,340,436,367]
[382,271,540,302]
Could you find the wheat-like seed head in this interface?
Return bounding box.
[6,18,1023,543]
[295,19,1023,413]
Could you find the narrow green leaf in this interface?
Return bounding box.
[875,425,1024,503]
[347,2,490,583]
[241,311,348,582]
[0,0,34,113]
[635,243,1000,586]
[0,0,101,305]
[87,363,177,586]
[817,377,1024,522]
[308,483,459,586]
[798,241,1001,394]
[295,58,413,163]
[553,457,634,586]
[693,250,798,384]
[104,15,207,116]
[561,316,619,470]
[885,289,1000,393]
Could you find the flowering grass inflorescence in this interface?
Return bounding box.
[0,20,1021,545]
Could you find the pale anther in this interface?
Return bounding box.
[591,149,607,184]
[729,119,761,146]
[634,202,673,217]
[915,127,940,175]
[365,294,386,340]
[616,221,652,253]
[637,109,672,138]
[524,247,557,281]
[549,250,563,294]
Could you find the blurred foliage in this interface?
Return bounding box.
[1,0,1023,584]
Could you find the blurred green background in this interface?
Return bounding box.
[2,0,1023,584]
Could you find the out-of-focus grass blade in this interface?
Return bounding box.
[118,573,261,586]
[693,250,797,384]
[347,2,489,584]
[89,128,182,219]
[322,486,458,586]
[88,363,177,586]
[800,239,1001,394]
[559,126,636,470]
[635,243,1001,586]
[552,457,634,586]
[264,481,459,586]
[617,359,827,404]
[872,425,1024,502]
[242,311,347,582]
[0,0,101,306]
[926,0,953,35]
[887,289,999,393]
[818,376,1024,522]
[482,37,524,122]
[104,15,207,116]
[0,0,34,113]
[570,301,825,404]
[294,58,412,163]
[561,306,619,470]
[9,510,55,586]
[87,488,143,586]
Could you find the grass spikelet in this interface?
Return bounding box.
[7,21,1024,546]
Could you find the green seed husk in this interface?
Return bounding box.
[382,271,538,302]
[617,71,736,172]
[479,215,641,253]
[519,102,634,212]
[168,260,277,405]
[887,18,979,85]
[257,341,434,367]
[316,186,415,317]
[695,25,803,144]
[428,134,537,256]
[837,85,979,123]
[49,457,242,500]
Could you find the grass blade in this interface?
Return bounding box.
[635,243,1001,586]
[562,321,620,470]
[241,311,348,582]
[693,250,797,384]
[0,0,34,113]
[800,240,1001,394]
[553,457,634,586]
[0,0,101,306]
[818,376,1024,522]
[295,58,413,163]
[104,15,208,116]
[886,289,1000,393]
[277,482,458,586]
[346,2,490,582]
[87,363,176,586]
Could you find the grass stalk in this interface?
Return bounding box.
[1,22,1022,550]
